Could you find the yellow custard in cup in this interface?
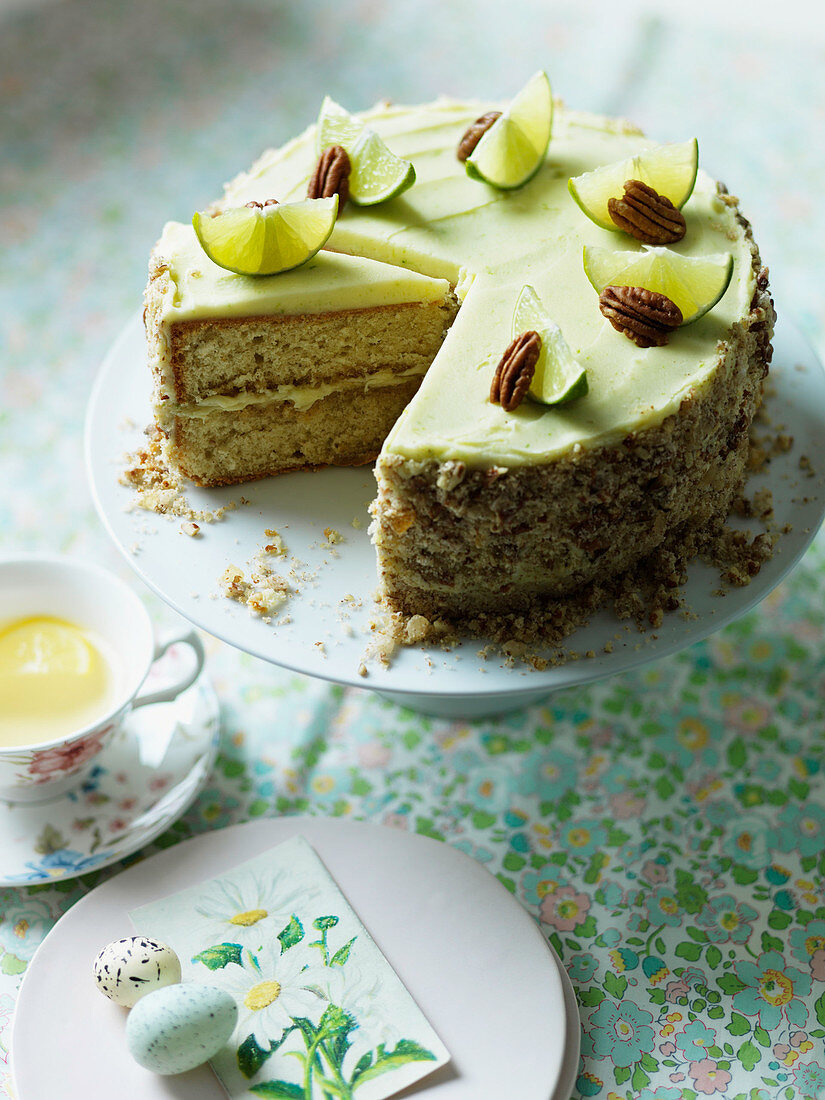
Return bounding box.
[0,615,116,747]
[0,555,207,802]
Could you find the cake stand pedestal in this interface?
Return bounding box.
[374,687,552,718]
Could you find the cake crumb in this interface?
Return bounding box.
[403,615,431,644]
[799,454,814,477]
[753,488,774,520]
[180,521,201,538]
[220,558,289,618]
[120,427,237,523]
[263,529,288,556]
[748,424,795,474]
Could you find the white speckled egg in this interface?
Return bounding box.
[93,936,182,1007]
[126,983,238,1075]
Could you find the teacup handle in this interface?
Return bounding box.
[133,627,206,709]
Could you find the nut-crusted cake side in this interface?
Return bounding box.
[372,208,774,624]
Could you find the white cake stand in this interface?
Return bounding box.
[86,310,825,717]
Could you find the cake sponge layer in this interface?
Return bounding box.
[169,378,427,487]
[163,300,457,404]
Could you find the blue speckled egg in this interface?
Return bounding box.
[94,937,182,1007]
[125,983,237,1075]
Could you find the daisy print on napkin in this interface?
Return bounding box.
[130,836,449,1100]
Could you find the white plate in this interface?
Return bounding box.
[86,311,825,714]
[0,675,219,886]
[555,953,581,1100]
[12,817,579,1100]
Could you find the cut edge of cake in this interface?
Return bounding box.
[144,227,459,487]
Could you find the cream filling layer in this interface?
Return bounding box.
[170,364,427,419]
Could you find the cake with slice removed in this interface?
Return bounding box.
[144,90,773,630]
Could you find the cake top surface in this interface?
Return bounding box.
[151,221,451,322]
[217,97,756,466]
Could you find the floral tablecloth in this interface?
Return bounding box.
[2,2,825,1098]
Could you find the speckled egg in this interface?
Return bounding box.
[93,936,182,1007]
[125,983,238,1075]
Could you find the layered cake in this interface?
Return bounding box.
[144,92,773,628]
[144,224,458,485]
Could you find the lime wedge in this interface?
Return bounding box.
[316,96,415,205]
[465,70,553,190]
[583,244,734,325]
[192,197,338,275]
[512,285,587,405]
[569,139,698,231]
[315,96,364,150]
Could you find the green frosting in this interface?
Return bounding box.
[220,98,754,466]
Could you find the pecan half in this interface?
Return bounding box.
[457,111,502,161]
[607,179,686,244]
[307,145,351,213]
[490,330,541,411]
[599,286,682,347]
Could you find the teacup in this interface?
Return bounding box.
[0,555,205,802]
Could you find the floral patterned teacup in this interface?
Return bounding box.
[0,555,205,803]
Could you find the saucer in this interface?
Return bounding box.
[554,947,582,1100]
[0,676,219,886]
